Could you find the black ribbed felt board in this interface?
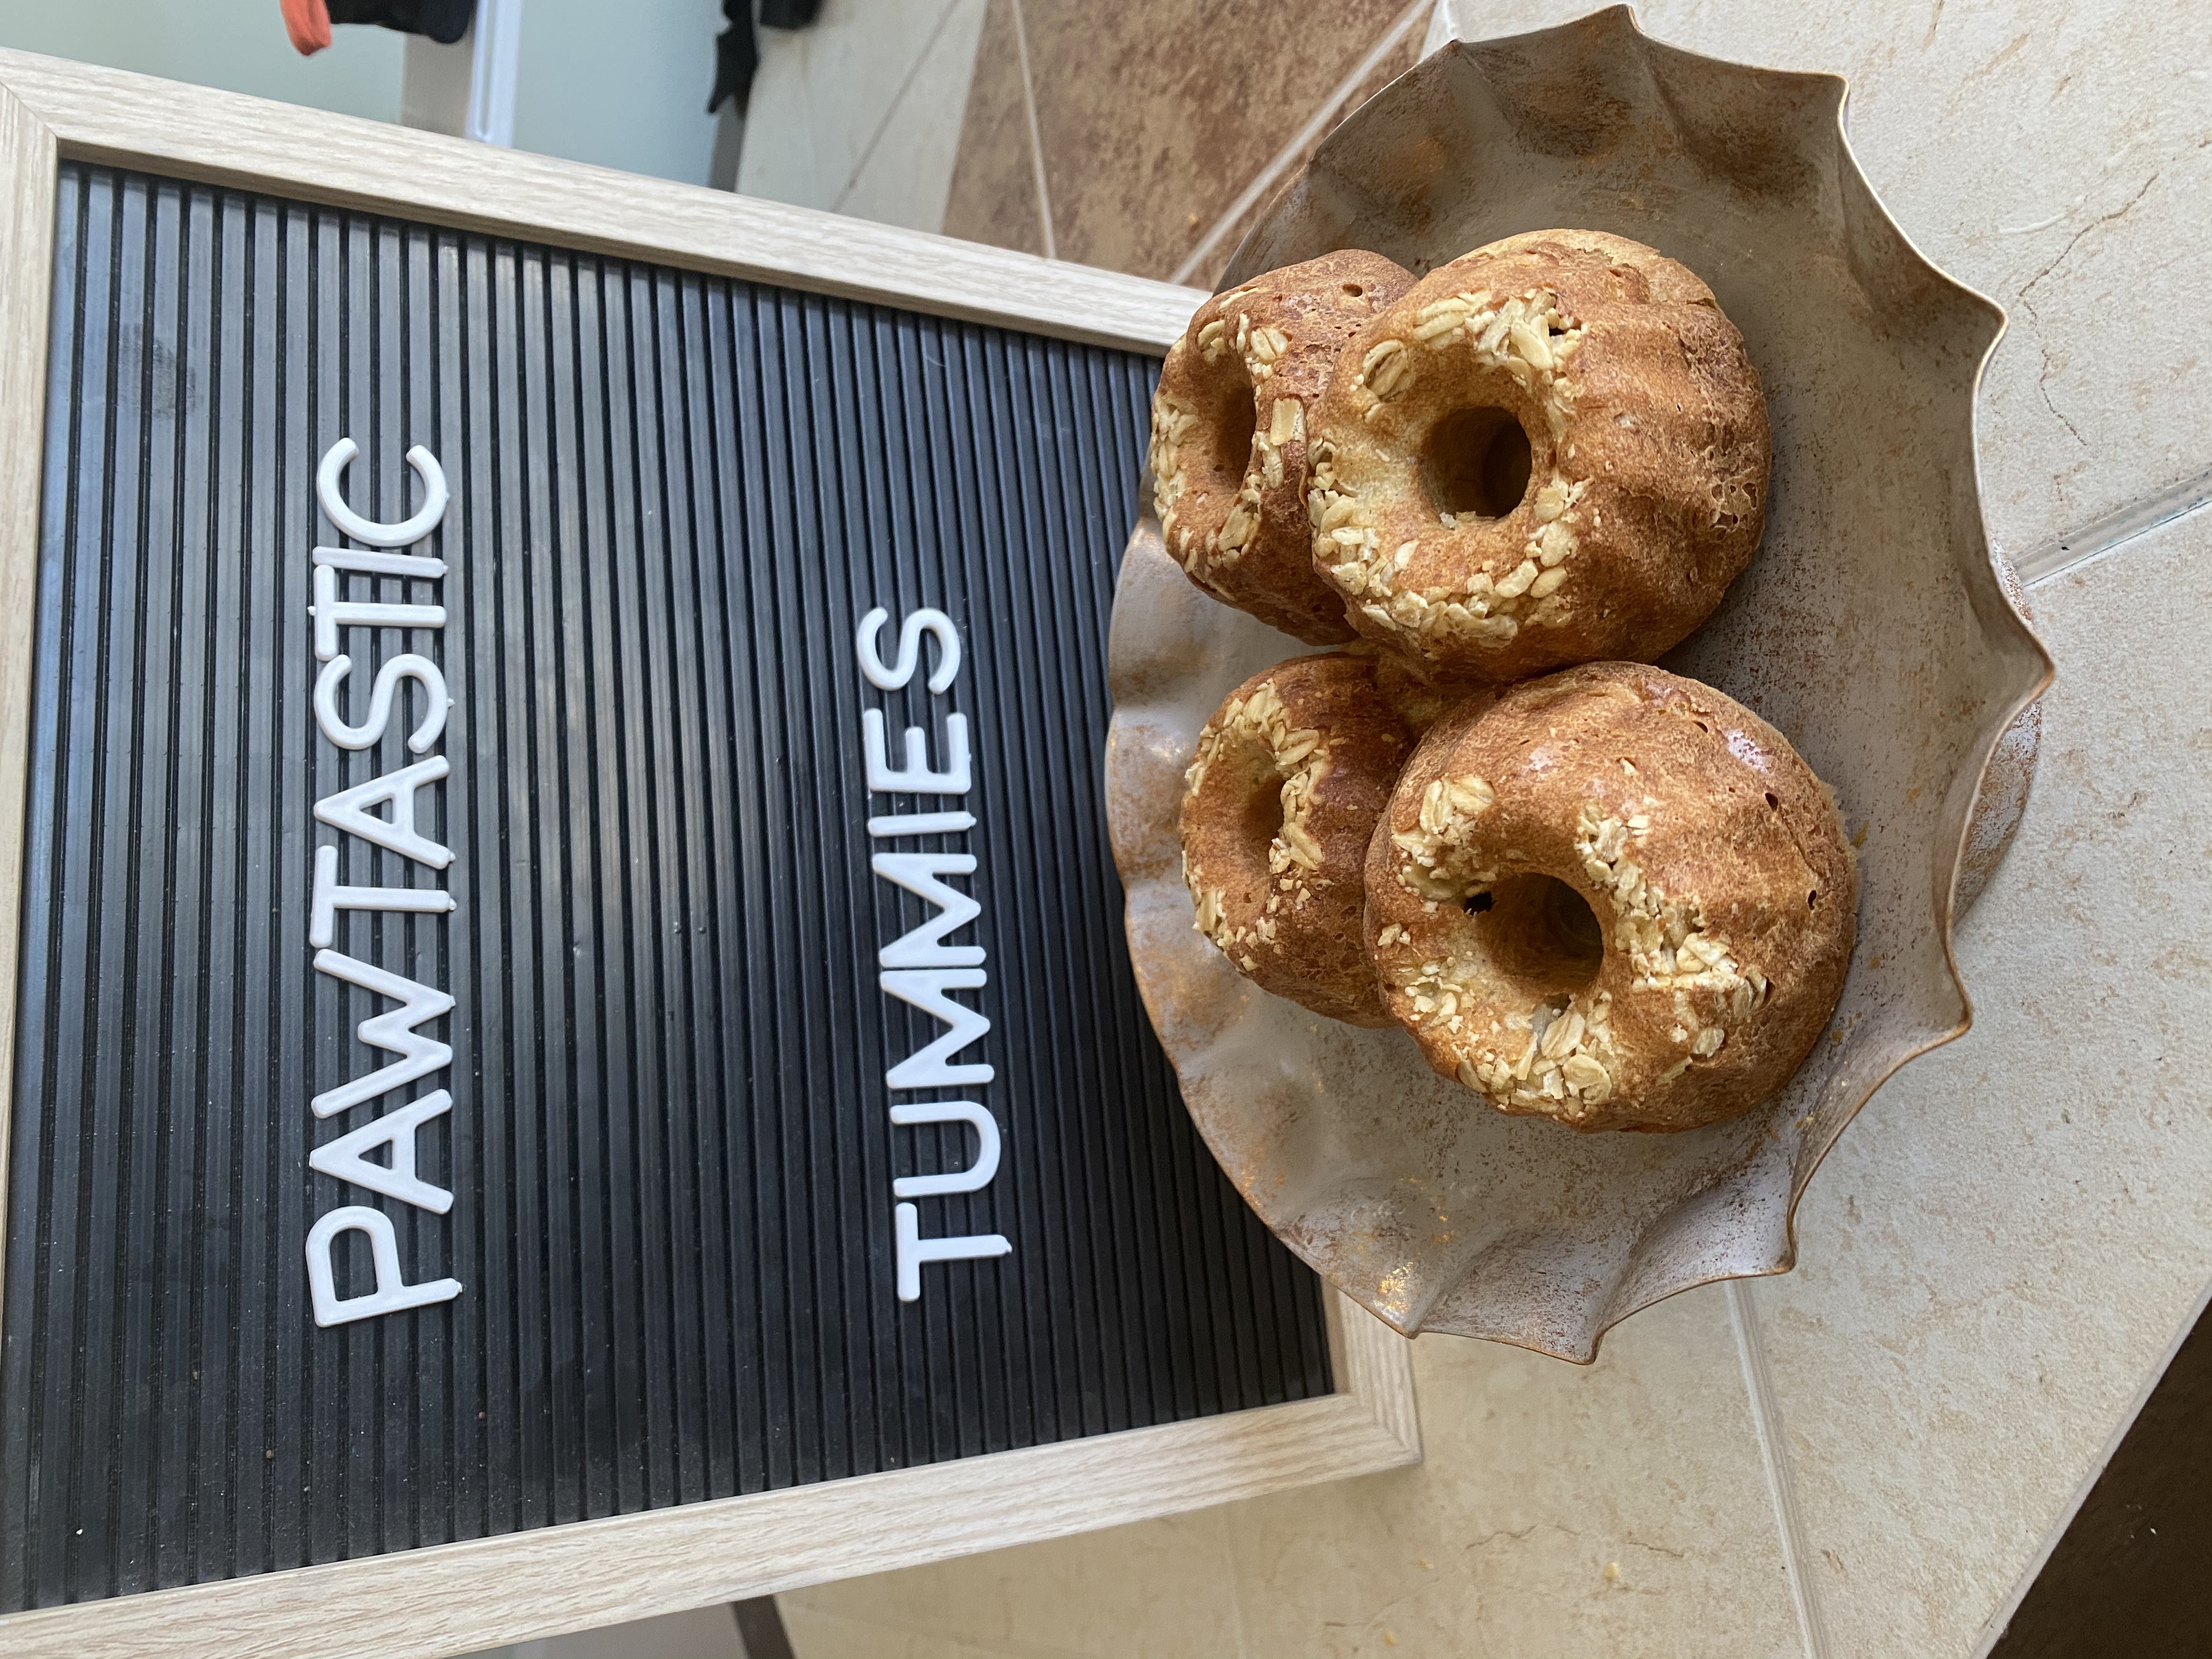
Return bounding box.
[0,163,1330,1612]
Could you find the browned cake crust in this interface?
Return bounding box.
[1179,652,1430,1026]
[1336,640,1470,740]
[1308,229,1770,682]
[1364,663,1855,1132]
[1152,250,1416,645]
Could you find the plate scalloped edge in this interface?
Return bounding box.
[1105,5,2053,1362]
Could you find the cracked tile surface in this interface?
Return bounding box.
[1436,0,2212,559]
[1743,507,2212,1659]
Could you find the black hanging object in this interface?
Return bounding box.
[709,0,760,115]
[710,0,826,116]
[326,0,475,46]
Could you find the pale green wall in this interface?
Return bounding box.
[0,0,404,122]
[509,0,724,188]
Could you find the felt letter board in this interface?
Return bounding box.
[2,163,1334,1603]
[0,61,1419,1654]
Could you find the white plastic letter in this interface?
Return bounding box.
[856,606,961,693]
[879,968,994,1088]
[314,652,449,753]
[872,853,983,968]
[314,755,453,869]
[306,1204,462,1326]
[862,708,970,794]
[889,1101,1001,1198]
[313,543,445,579]
[867,810,977,838]
[310,844,455,948]
[309,1090,456,1214]
[317,437,449,548]
[311,949,455,1118]
[894,1202,1011,1302]
[312,565,447,662]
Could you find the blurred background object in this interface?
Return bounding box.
[0,0,736,185]
[0,0,410,123]
[0,0,1434,285]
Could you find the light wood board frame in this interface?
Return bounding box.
[0,49,1421,1659]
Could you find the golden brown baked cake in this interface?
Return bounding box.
[1152,250,1417,644]
[1180,652,1432,1026]
[1307,229,1770,682]
[1365,662,1854,1132]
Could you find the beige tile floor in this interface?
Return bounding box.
[764,4,2212,1656]
[1747,504,2212,1658]
[737,0,992,233]
[788,1286,1805,1658]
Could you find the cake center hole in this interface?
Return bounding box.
[1210,361,1258,481]
[1424,405,1533,520]
[1470,874,1604,991]
[1240,773,1284,851]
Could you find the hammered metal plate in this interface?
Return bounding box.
[1104,6,2052,1361]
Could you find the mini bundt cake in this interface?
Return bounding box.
[1180,652,1444,1025]
[1307,229,1769,682]
[1151,249,1416,644]
[1364,663,1854,1132]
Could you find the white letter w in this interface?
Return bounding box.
[312,949,455,1118]
[872,853,983,968]
[880,969,993,1089]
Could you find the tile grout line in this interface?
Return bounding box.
[1166,0,1434,287]
[1216,1500,1256,1659]
[830,0,969,216]
[2015,461,2212,587]
[1007,0,1057,262]
[1728,1279,1833,1659]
